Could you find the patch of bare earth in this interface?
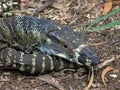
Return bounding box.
[0,0,120,90]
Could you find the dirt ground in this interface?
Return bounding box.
[0,0,120,90]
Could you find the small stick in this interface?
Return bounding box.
[31,0,55,16]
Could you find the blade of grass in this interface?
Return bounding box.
[91,20,120,32]
[82,8,120,34]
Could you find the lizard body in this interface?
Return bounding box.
[0,1,100,74]
[0,16,100,66]
[0,47,79,74]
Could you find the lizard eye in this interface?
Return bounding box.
[64,44,68,48]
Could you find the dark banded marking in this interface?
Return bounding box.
[0,47,8,66]
[33,54,44,74]
[62,58,71,68]
[43,56,51,73]
[0,48,80,74]
[33,54,54,74]
[0,47,11,66]
[12,48,22,71]
[20,53,33,74]
[52,56,63,71]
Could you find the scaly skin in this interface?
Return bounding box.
[0,47,79,75]
[0,0,20,17]
[0,16,100,66]
[0,1,100,75]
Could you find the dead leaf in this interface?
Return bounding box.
[53,0,73,9]
[61,14,73,20]
[85,3,96,13]
[53,0,73,17]
[39,75,66,90]
[88,0,97,3]
[87,41,107,46]
[102,1,113,15]
[85,67,94,90]
[20,0,31,10]
[101,66,114,89]
[53,2,63,9]
[97,55,118,69]
[65,0,74,7]
[21,0,30,3]
[113,0,120,5]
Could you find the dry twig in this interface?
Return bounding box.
[31,0,55,16]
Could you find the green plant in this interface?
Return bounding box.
[82,8,120,35]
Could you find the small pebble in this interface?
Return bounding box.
[109,74,117,78]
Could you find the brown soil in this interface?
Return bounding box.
[0,0,120,90]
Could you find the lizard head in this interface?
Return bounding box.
[39,24,100,66]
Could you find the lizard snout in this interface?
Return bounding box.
[75,44,100,66]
